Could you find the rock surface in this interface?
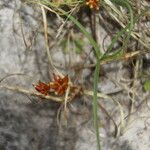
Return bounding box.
[0,0,150,150]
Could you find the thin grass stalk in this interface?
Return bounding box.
[93,59,101,150]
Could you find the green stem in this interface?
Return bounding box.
[93,59,101,150]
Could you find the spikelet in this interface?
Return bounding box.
[86,0,100,10]
[34,74,69,96]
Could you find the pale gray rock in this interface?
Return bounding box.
[0,0,150,150]
[0,1,76,150]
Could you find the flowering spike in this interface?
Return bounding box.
[34,74,69,96]
[49,75,69,95]
[33,81,50,95]
[86,0,100,10]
